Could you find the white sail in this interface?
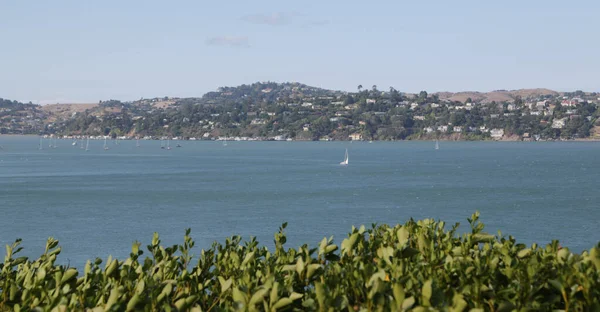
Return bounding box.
[340,148,349,165]
[104,137,109,150]
[435,140,439,150]
[85,137,90,151]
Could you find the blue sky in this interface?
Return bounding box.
[1,0,598,103]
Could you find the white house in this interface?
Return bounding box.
[552,117,567,129]
[349,133,363,141]
[490,129,504,139]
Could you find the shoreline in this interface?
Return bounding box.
[2,134,599,142]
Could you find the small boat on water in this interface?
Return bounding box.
[176,143,182,148]
[136,138,140,147]
[167,139,171,150]
[85,137,90,151]
[435,140,439,150]
[340,148,349,166]
[103,137,109,150]
[38,137,43,150]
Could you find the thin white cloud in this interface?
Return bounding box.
[206,36,250,47]
[241,12,296,26]
[304,19,331,27]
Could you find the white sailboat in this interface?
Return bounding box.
[435,140,439,150]
[223,137,227,147]
[136,138,140,147]
[85,137,90,151]
[167,138,172,150]
[340,148,349,166]
[52,137,57,148]
[72,139,77,146]
[103,137,109,150]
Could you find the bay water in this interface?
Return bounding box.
[1,135,599,268]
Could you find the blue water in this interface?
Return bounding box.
[0,135,599,267]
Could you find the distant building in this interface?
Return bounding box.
[490,129,504,139]
[251,119,266,125]
[349,133,363,141]
[552,118,567,129]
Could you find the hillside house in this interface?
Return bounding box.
[561,100,578,107]
[349,133,363,141]
[552,117,567,129]
[490,129,504,139]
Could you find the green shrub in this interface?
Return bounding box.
[1,212,600,311]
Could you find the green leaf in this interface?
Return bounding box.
[272,298,293,310]
[315,282,326,307]
[497,302,516,312]
[422,280,432,306]
[397,227,409,246]
[341,233,359,255]
[270,282,279,305]
[242,251,255,266]
[233,287,248,304]
[126,293,140,312]
[249,288,268,306]
[219,276,233,293]
[548,279,564,292]
[393,284,405,308]
[401,296,415,311]
[517,248,531,259]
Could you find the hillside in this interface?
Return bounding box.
[1,83,598,140]
[437,88,560,104]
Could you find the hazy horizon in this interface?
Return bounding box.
[1,0,599,104]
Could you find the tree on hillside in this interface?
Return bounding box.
[357,85,363,93]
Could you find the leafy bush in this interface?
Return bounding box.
[1,212,600,311]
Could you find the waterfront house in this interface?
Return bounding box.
[490,129,504,139]
[349,133,363,141]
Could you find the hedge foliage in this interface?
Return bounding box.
[1,212,600,311]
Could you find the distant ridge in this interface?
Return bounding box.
[436,88,560,104]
